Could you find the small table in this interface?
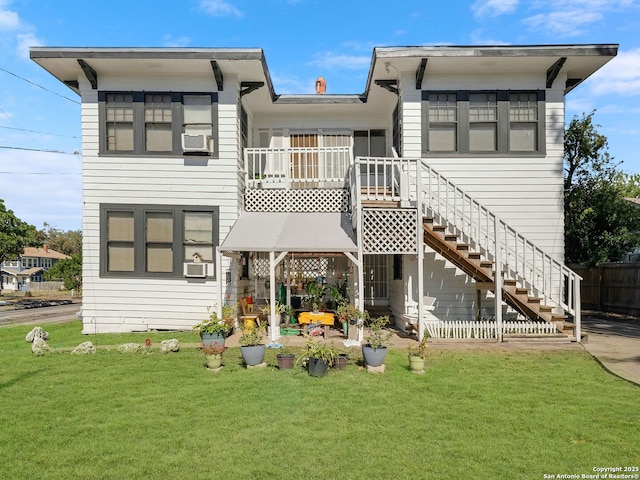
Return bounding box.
[298,312,335,337]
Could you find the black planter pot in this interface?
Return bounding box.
[240,345,266,366]
[362,344,387,367]
[308,357,330,377]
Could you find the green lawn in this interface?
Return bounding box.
[1,321,638,480]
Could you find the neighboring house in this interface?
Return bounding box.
[30,44,617,341]
[1,246,70,291]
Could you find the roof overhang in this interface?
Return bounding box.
[220,212,357,253]
[366,44,619,96]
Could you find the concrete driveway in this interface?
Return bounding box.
[581,311,640,386]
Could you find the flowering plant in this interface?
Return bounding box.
[408,337,428,359]
[193,307,230,335]
[201,343,226,356]
[336,302,367,325]
[239,325,265,346]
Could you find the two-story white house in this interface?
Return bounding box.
[30,44,617,341]
[1,246,70,291]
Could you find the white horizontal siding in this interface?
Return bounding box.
[79,78,240,333]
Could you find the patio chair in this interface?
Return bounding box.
[239,297,262,330]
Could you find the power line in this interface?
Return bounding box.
[0,125,78,139]
[0,171,80,175]
[0,145,80,155]
[0,67,80,105]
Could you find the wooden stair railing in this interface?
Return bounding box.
[423,217,575,336]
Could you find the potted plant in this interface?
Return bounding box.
[407,336,427,373]
[221,302,238,332]
[276,349,295,369]
[362,315,393,367]
[303,280,326,312]
[296,335,337,377]
[202,342,225,370]
[332,351,349,370]
[193,307,230,347]
[336,302,366,338]
[239,325,266,366]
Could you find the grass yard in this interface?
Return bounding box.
[1,321,639,479]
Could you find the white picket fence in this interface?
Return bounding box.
[425,320,558,339]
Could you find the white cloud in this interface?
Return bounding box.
[15,32,40,59]
[0,0,20,30]
[523,9,602,36]
[522,0,635,37]
[200,0,243,18]
[472,0,519,18]
[586,49,640,96]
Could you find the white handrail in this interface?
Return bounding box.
[351,155,581,332]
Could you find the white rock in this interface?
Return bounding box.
[25,326,49,343]
[72,341,96,355]
[117,343,141,353]
[31,337,52,355]
[160,339,180,353]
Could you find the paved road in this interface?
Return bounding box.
[0,303,80,327]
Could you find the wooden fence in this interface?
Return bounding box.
[572,264,640,316]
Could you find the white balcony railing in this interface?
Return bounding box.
[244,146,352,188]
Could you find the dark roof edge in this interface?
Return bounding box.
[29,47,265,61]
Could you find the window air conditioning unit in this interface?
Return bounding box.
[181,133,212,153]
[183,262,213,278]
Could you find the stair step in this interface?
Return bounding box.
[503,279,517,287]
[444,234,458,242]
[468,252,482,260]
[423,217,434,224]
[432,225,446,233]
[539,305,553,312]
[456,244,469,251]
[515,287,529,295]
[527,297,542,304]
[480,260,493,268]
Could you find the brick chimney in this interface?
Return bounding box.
[43,244,48,253]
[315,76,326,95]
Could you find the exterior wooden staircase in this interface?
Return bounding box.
[422,217,575,336]
[351,155,582,341]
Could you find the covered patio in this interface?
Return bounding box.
[217,211,365,343]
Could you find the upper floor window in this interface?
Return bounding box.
[99,92,218,157]
[422,90,545,155]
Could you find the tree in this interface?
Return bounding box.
[564,112,640,266]
[564,110,618,190]
[0,200,37,295]
[44,254,82,291]
[36,223,82,257]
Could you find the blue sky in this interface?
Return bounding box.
[0,0,639,232]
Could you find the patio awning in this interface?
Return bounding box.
[219,212,357,253]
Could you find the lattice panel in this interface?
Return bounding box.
[245,188,349,213]
[251,254,347,280]
[363,208,417,254]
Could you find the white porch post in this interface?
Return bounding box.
[216,246,223,319]
[494,218,503,342]
[574,276,582,342]
[416,161,425,341]
[269,251,288,342]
